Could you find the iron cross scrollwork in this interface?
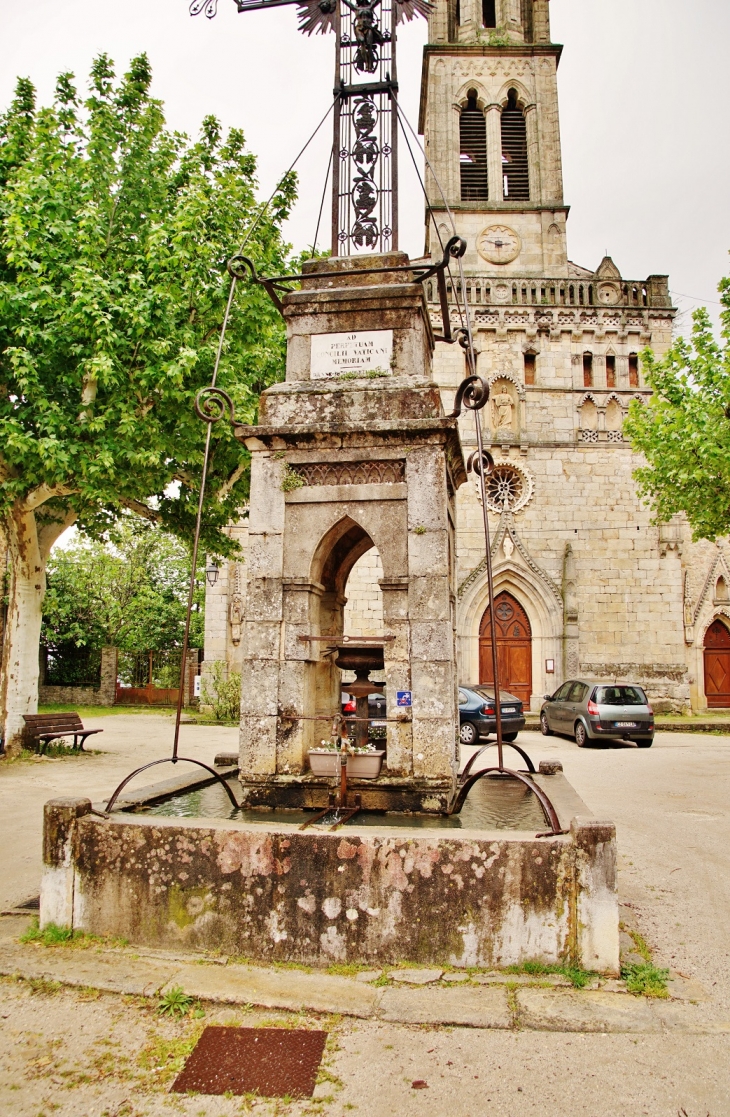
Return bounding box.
[190,0,430,255]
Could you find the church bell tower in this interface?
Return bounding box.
[419,0,569,276]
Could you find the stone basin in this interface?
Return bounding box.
[40,764,619,973]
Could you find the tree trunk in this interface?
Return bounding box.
[0,505,74,755]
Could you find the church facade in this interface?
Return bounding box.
[204,0,730,714]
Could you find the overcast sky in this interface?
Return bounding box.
[3,0,729,336]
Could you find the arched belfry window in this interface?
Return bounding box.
[460,91,489,202]
[482,0,496,27]
[501,88,529,200]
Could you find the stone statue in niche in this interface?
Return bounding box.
[502,535,514,559]
[491,389,514,432]
[229,593,244,646]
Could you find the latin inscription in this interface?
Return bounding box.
[310,330,394,379]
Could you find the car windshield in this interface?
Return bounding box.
[594,686,647,706]
[473,688,519,703]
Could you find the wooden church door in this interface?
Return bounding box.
[704,619,730,708]
[479,592,532,704]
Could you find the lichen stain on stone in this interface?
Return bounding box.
[216,832,292,879]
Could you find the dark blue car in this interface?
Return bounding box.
[458,685,525,745]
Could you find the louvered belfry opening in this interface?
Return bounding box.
[501,88,530,200]
[460,91,489,202]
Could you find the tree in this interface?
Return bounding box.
[624,287,730,541]
[0,55,295,751]
[41,517,205,664]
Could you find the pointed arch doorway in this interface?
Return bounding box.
[479,591,532,704]
[704,619,730,707]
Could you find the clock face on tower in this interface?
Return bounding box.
[477,225,522,265]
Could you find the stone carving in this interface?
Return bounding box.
[293,460,405,486]
[475,462,534,514]
[503,535,514,560]
[491,390,514,432]
[229,593,244,646]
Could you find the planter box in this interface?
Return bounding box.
[308,750,385,779]
[346,751,385,779]
[308,750,340,777]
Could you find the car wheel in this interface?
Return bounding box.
[459,722,478,746]
[503,732,518,742]
[540,712,552,736]
[637,738,654,748]
[574,721,588,748]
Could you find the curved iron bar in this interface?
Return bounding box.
[450,767,565,835]
[447,374,489,419]
[104,757,240,816]
[194,386,235,424]
[460,741,535,781]
[227,234,467,340]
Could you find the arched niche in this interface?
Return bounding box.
[604,397,623,432]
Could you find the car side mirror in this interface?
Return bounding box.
[543,694,552,701]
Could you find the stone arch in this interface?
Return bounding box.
[344,545,384,638]
[311,515,376,598]
[604,395,623,432]
[716,575,730,603]
[455,80,490,111]
[458,560,564,710]
[487,370,526,401]
[578,396,598,431]
[495,79,532,112]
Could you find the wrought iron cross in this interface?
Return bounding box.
[190,0,429,256]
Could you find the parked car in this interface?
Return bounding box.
[458,685,525,745]
[341,692,386,721]
[540,680,654,747]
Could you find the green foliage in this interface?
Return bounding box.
[280,465,305,492]
[621,962,669,998]
[504,960,598,988]
[201,660,241,722]
[21,920,74,945]
[41,516,204,654]
[0,54,296,555]
[157,985,194,1017]
[624,287,730,540]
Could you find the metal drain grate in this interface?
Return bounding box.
[172,1027,328,1098]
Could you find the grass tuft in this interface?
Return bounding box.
[621,963,669,998]
[504,960,598,988]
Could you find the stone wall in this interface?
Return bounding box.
[41,790,619,973]
[344,548,385,638]
[39,647,118,708]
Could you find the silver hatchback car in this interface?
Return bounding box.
[540,679,655,748]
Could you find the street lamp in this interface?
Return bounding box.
[205,561,219,588]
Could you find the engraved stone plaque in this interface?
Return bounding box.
[310,330,393,380]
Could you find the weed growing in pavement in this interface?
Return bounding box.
[27,976,61,996]
[623,926,653,962]
[621,963,669,998]
[504,960,598,988]
[157,986,194,1017]
[20,917,128,950]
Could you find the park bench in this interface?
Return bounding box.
[22,713,103,754]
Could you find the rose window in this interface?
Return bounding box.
[474,462,534,514]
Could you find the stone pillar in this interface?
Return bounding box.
[563,543,579,679]
[40,797,91,930]
[524,103,541,204]
[98,647,118,706]
[485,104,504,203]
[239,452,285,781]
[571,817,620,974]
[407,445,459,790]
[380,577,412,775]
